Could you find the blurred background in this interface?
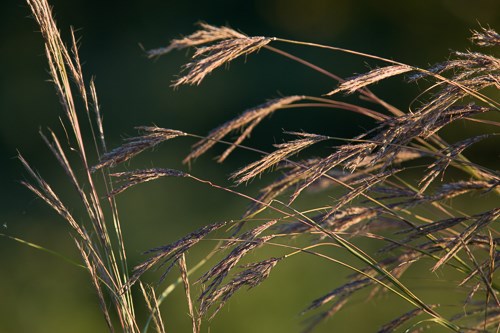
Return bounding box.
[1,0,499,332]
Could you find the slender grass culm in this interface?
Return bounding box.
[19,0,499,332]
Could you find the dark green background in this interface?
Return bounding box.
[1,1,499,332]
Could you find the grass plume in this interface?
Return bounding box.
[19,5,499,333]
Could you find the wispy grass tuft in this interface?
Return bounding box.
[19,3,499,332]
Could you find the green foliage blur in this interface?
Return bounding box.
[1,1,499,332]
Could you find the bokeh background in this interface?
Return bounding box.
[1,1,499,332]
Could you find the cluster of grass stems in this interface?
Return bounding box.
[16,0,499,332]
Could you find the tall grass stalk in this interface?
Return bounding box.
[20,1,499,332]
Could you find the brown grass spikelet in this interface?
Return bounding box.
[199,221,276,285]
[124,221,228,291]
[303,279,371,315]
[242,159,318,217]
[471,26,500,47]
[231,132,329,185]
[148,22,272,86]
[432,208,500,272]
[199,235,277,316]
[147,22,246,58]
[301,278,370,333]
[317,102,493,179]
[18,153,88,241]
[410,51,500,82]
[398,216,469,240]
[245,148,422,217]
[301,298,350,333]
[184,96,305,164]
[200,257,281,319]
[289,143,374,203]
[92,126,187,172]
[147,23,274,87]
[432,180,499,201]
[302,249,430,326]
[459,236,499,288]
[277,206,379,236]
[222,219,278,249]
[327,64,413,95]
[173,36,272,87]
[323,168,401,218]
[472,310,500,331]
[108,168,187,196]
[377,307,435,333]
[419,134,494,193]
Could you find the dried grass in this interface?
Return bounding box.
[20,4,499,333]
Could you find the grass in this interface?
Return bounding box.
[15,0,499,332]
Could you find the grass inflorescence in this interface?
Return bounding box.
[19,1,499,332]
